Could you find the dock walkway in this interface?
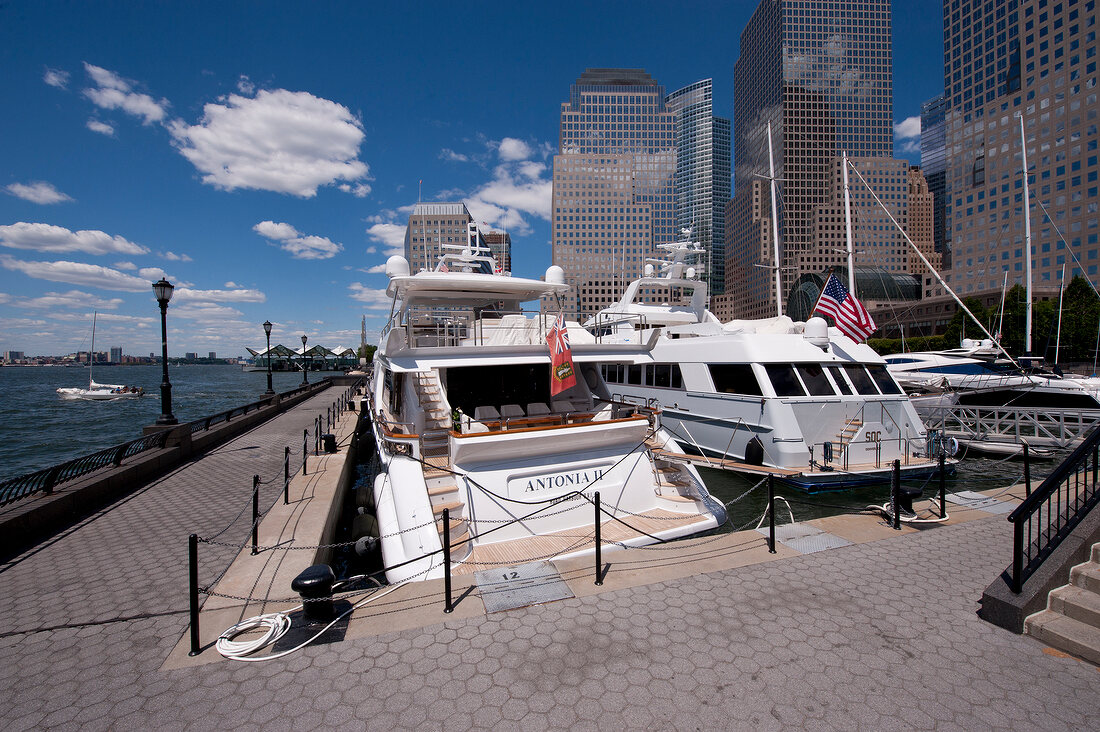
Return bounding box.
[0,391,1096,730]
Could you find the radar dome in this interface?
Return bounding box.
[545,265,565,285]
[804,317,830,350]
[644,263,655,277]
[385,255,410,279]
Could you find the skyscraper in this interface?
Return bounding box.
[920,94,948,266]
[942,0,1098,300]
[552,68,677,318]
[403,202,479,272]
[729,0,894,318]
[666,79,732,296]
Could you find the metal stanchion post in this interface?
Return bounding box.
[251,474,260,555]
[188,533,200,656]
[939,452,947,519]
[284,446,290,505]
[594,491,603,585]
[303,430,308,475]
[1023,442,1031,497]
[768,475,776,553]
[891,459,901,530]
[442,507,453,613]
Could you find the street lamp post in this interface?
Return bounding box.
[263,320,274,395]
[301,334,308,385]
[152,278,177,425]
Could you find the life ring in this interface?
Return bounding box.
[946,437,959,457]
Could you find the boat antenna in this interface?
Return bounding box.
[842,150,856,296]
[1018,113,1033,356]
[845,159,1020,369]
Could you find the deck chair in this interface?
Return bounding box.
[473,405,500,421]
[526,402,550,416]
[499,404,525,419]
[551,399,573,413]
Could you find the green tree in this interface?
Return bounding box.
[357,344,377,362]
[1058,276,1100,362]
[942,297,992,349]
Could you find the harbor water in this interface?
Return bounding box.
[1,364,1053,528]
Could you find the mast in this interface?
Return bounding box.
[766,122,783,316]
[997,271,1008,340]
[1056,264,1066,365]
[89,311,97,388]
[1019,113,1033,354]
[842,151,856,294]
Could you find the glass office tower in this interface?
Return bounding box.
[666,79,732,296]
[920,94,949,268]
[552,68,677,319]
[730,0,893,317]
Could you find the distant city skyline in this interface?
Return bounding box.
[0,2,943,355]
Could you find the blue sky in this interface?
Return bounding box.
[0,1,942,357]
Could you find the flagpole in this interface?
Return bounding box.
[842,151,856,295]
[767,122,783,317]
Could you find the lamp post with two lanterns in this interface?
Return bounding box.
[263,320,274,396]
[152,278,177,426]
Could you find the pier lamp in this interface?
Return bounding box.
[263,320,274,395]
[152,278,177,425]
[301,334,309,385]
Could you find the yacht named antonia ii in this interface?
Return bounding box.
[363,234,726,584]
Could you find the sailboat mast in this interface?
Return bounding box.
[1019,113,1033,354]
[842,152,856,294]
[89,311,96,388]
[767,122,783,317]
[1056,264,1066,365]
[997,271,1008,339]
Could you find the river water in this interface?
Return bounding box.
[1,364,1052,527]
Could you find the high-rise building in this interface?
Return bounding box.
[666,79,732,296]
[907,165,943,285]
[920,94,949,267]
[482,231,512,274]
[208,351,217,360]
[403,202,481,272]
[729,0,894,318]
[942,0,1098,301]
[552,68,677,319]
[109,346,122,363]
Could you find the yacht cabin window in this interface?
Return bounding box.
[866,365,904,395]
[764,364,806,397]
[826,365,854,395]
[602,363,683,389]
[707,364,763,396]
[842,364,881,396]
[795,364,835,396]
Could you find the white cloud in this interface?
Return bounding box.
[236,75,254,94]
[899,139,921,156]
[365,222,406,256]
[338,183,371,197]
[498,137,533,161]
[174,287,266,304]
[86,119,115,136]
[161,251,193,262]
[44,68,70,89]
[138,267,167,280]
[252,220,344,260]
[364,263,388,274]
[114,261,137,270]
[5,182,74,205]
[0,222,147,255]
[440,148,469,163]
[170,302,245,320]
[10,289,124,310]
[224,281,240,288]
[466,164,553,235]
[0,255,152,291]
[82,62,168,125]
[894,115,921,139]
[365,246,377,254]
[168,89,369,197]
[348,282,393,309]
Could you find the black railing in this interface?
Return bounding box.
[1008,426,1100,593]
[0,429,171,507]
[0,380,335,508]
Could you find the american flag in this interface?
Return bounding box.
[813,274,877,342]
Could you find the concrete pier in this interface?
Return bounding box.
[0,389,1096,730]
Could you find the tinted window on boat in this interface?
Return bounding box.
[653,364,671,388]
[708,364,763,396]
[826,366,853,395]
[866,364,903,395]
[627,364,643,385]
[764,364,806,397]
[842,364,880,395]
[795,364,835,396]
[670,364,683,389]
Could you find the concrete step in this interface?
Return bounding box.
[1049,585,1100,628]
[1070,562,1100,594]
[1025,609,1100,666]
[1091,542,1100,564]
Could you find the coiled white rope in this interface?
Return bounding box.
[216,576,404,662]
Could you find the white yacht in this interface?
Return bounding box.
[587,240,944,491]
[364,241,725,584]
[884,344,1100,410]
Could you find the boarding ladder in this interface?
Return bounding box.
[411,371,470,559]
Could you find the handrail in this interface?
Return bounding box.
[1007,425,1100,593]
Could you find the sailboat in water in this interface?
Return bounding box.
[57,312,145,401]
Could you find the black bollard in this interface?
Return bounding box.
[284,446,290,505]
[442,507,453,613]
[188,533,200,656]
[302,429,308,475]
[1023,442,1031,497]
[594,491,603,585]
[291,564,336,621]
[768,475,776,553]
[891,459,901,530]
[251,474,260,555]
[939,452,947,519]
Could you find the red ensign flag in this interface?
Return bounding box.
[547,314,577,396]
